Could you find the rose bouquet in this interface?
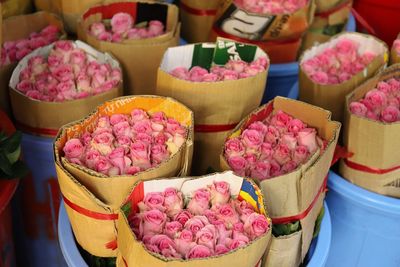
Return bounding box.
[77,1,180,95]
[117,171,272,267]
[0,11,66,116]
[340,64,400,198]
[209,0,315,63]
[9,40,122,137]
[220,97,340,267]
[54,96,194,257]
[390,34,400,65]
[299,32,388,122]
[157,38,269,174]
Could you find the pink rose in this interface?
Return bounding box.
[53,40,73,61]
[224,138,245,158]
[84,149,101,169]
[215,244,229,255]
[108,147,131,174]
[133,120,152,134]
[310,71,329,84]
[251,56,268,68]
[174,229,194,255]
[90,22,106,37]
[52,64,74,82]
[17,80,33,93]
[273,143,291,165]
[259,142,273,160]
[196,224,217,250]
[270,159,282,177]
[226,232,249,250]
[125,166,141,175]
[142,209,167,236]
[210,181,231,207]
[63,138,84,159]
[202,73,219,82]
[189,66,208,82]
[248,121,268,135]
[293,145,309,164]
[174,210,193,226]
[270,110,292,128]
[151,144,170,164]
[250,161,271,181]
[241,129,263,150]
[166,118,186,136]
[349,101,368,117]
[186,245,212,259]
[57,81,77,100]
[109,68,122,86]
[147,234,176,252]
[281,133,297,150]
[244,64,265,76]
[225,59,247,73]
[111,13,133,34]
[203,209,223,225]
[111,32,123,43]
[41,25,60,36]
[233,199,255,216]
[287,119,306,134]
[170,67,189,80]
[243,212,270,240]
[381,106,400,123]
[187,188,211,215]
[91,131,114,155]
[221,69,239,80]
[184,216,209,235]
[130,141,151,170]
[297,128,318,153]
[215,222,232,246]
[282,160,298,173]
[110,114,128,126]
[365,89,387,108]
[148,20,164,37]
[16,48,32,60]
[94,156,112,175]
[117,135,131,150]
[265,126,280,145]
[113,121,132,138]
[135,133,153,145]
[215,203,240,228]
[163,187,183,217]
[164,221,182,239]
[227,156,247,176]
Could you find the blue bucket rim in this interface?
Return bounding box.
[328,171,400,214]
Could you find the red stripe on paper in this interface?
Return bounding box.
[180,2,217,16]
[343,159,400,175]
[63,195,118,220]
[315,1,351,18]
[16,121,59,137]
[194,123,238,133]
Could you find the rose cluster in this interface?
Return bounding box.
[16,40,122,102]
[301,38,377,85]
[393,39,400,55]
[1,25,61,66]
[170,57,268,82]
[89,12,164,42]
[129,181,270,259]
[349,78,400,123]
[225,110,324,180]
[234,0,307,14]
[63,109,187,176]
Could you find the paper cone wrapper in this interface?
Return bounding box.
[301,0,352,51]
[53,95,194,257]
[220,97,341,218]
[1,0,32,18]
[117,171,272,267]
[340,64,400,198]
[156,40,269,174]
[1,11,66,117]
[9,40,122,137]
[263,192,325,267]
[299,32,388,122]
[180,0,222,43]
[315,0,344,13]
[390,34,400,65]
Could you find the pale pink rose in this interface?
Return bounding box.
[365,89,387,108]
[111,13,133,34]
[196,224,217,250]
[17,80,33,93]
[184,216,209,235]
[215,222,232,246]
[187,188,211,215]
[170,67,189,80]
[94,156,112,175]
[131,109,149,123]
[166,118,186,136]
[142,209,167,236]
[250,161,271,181]
[52,64,74,82]
[70,49,87,71]
[84,149,101,169]
[113,121,132,138]
[63,138,84,159]
[228,156,247,176]
[381,106,400,123]
[221,69,239,80]
[174,229,194,256]
[164,221,183,239]
[186,244,212,259]
[287,119,306,134]
[90,22,106,37]
[53,40,73,62]
[243,212,270,240]
[203,209,223,225]
[265,125,280,145]
[293,145,309,164]
[91,132,114,155]
[148,20,164,37]
[91,70,107,88]
[108,147,131,175]
[259,142,273,160]
[281,133,297,150]
[349,101,368,117]
[202,73,219,82]
[151,144,170,164]
[273,143,291,165]
[163,187,183,217]
[224,138,245,158]
[174,210,193,226]
[215,203,240,228]
[225,59,247,73]
[135,133,153,145]
[130,141,151,170]
[215,244,229,255]
[241,129,263,150]
[57,81,77,100]
[189,66,208,82]
[244,65,264,76]
[96,116,111,129]
[110,114,128,126]
[248,121,268,135]
[210,181,231,207]
[297,128,318,153]
[282,160,298,173]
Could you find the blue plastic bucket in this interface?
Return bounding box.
[326,171,400,267]
[12,134,66,267]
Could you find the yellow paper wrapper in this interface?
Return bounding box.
[117,171,272,267]
[54,95,194,257]
[390,34,400,65]
[340,64,400,198]
[77,1,180,95]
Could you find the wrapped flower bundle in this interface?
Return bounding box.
[63,109,187,176]
[209,0,315,63]
[77,1,180,95]
[54,96,194,257]
[15,40,122,102]
[340,64,400,198]
[390,34,400,65]
[157,38,269,174]
[221,97,340,267]
[9,40,122,137]
[88,12,165,42]
[299,32,388,122]
[0,11,66,115]
[117,171,272,267]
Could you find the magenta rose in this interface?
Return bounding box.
[163,187,183,218]
[186,245,212,259]
[243,212,270,240]
[210,181,231,207]
[187,188,211,215]
[111,12,133,34]
[142,209,167,236]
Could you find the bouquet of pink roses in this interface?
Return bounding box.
[54,95,194,257]
[0,11,66,116]
[340,64,400,198]
[390,34,400,65]
[220,97,340,267]
[299,32,388,122]
[117,172,272,267]
[9,40,122,137]
[77,1,180,95]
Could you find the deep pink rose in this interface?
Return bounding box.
[151,144,170,164]
[210,181,231,207]
[297,128,318,153]
[174,210,193,226]
[215,244,229,255]
[224,138,245,158]
[187,188,211,215]
[111,12,133,34]
[227,156,247,176]
[142,209,167,236]
[381,106,400,123]
[186,245,212,259]
[17,80,33,93]
[163,187,183,217]
[349,101,368,117]
[63,138,84,159]
[243,212,270,240]
[250,161,271,181]
[242,129,263,150]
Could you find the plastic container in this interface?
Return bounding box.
[13,134,67,267]
[354,0,400,45]
[326,171,400,267]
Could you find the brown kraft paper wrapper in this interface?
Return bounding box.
[34,0,102,33]
[209,0,315,63]
[9,40,122,137]
[116,171,272,267]
[156,40,269,175]
[315,0,343,13]
[53,95,194,257]
[299,32,388,122]
[390,34,400,65]
[340,64,400,198]
[0,11,66,117]
[1,0,32,18]
[180,0,222,43]
[301,0,352,52]
[77,1,180,96]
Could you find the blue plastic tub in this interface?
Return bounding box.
[326,172,400,267]
[58,200,331,267]
[12,134,66,267]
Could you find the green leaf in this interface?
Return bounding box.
[272,221,301,237]
[0,152,13,176]
[0,132,7,142]
[2,131,22,153]
[313,206,325,238]
[6,146,21,165]
[121,202,132,217]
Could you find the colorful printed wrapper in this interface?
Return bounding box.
[77,1,180,96]
[299,32,388,122]
[116,171,272,267]
[53,95,194,257]
[340,64,400,198]
[156,38,269,175]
